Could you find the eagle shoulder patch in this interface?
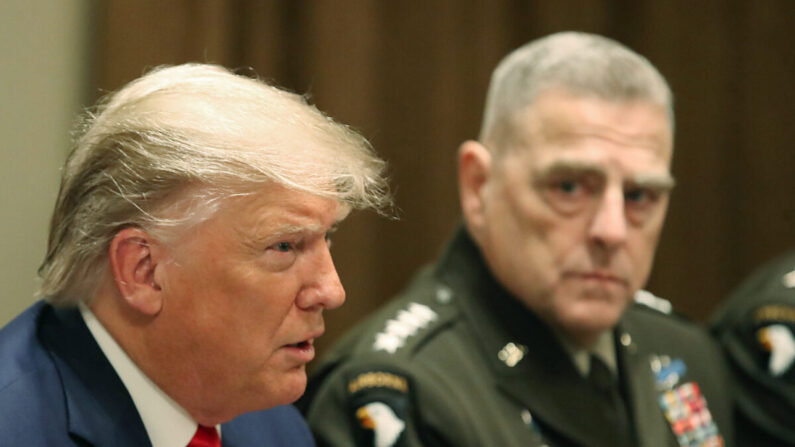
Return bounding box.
[752,304,795,378]
[347,370,411,447]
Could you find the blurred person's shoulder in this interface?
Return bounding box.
[710,250,795,446]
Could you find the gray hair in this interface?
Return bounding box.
[480,31,673,149]
[39,63,392,305]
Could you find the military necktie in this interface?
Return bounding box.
[187,425,221,447]
[589,354,634,447]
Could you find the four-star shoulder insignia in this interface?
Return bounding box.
[373,303,438,354]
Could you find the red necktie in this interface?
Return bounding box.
[187,425,221,447]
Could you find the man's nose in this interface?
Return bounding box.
[588,186,628,249]
[296,244,346,311]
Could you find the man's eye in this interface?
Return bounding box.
[625,188,655,204]
[273,242,292,252]
[542,178,592,215]
[557,180,580,194]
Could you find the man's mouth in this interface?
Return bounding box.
[565,271,629,286]
[285,329,324,350]
[282,337,318,363]
[286,340,313,349]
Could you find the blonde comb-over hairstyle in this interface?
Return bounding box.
[39,63,392,306]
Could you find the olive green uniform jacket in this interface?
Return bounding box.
[711,250,795,446]
[301,228,734,447]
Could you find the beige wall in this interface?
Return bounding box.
[0,1,89,325]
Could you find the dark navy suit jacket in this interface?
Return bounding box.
[0,301,316,446]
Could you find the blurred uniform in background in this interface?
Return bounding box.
[712,250,795,446]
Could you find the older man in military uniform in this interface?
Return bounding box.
[301,32,733,447]
[711,251,795,446]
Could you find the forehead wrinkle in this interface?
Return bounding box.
[251,201,345,241]
[572,130,670,155]
[509,94,673,159]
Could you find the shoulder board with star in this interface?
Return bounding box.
[634,289,673,315]
[363,278,458,357]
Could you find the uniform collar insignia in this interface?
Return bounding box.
[497,342,527,367]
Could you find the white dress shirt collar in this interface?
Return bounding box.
[80,304,203,447]
[558,330,617,377]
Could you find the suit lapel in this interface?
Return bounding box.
[38,305,151,447]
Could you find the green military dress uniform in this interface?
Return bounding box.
[301,228,734,447]
[711,250,795,446]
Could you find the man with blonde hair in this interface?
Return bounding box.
[0,63,390,446]
[302,32,733,446]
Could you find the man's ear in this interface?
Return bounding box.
[109,227,165,316]
[458,140,492,234]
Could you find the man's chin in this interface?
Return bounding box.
[558,305,626,344]
[275,369,309,405]
[246,369,308,411]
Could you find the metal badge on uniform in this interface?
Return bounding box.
[520,409,550,447]
[498,342,527,367]
[650,354,686,391]
[347,370,410,447]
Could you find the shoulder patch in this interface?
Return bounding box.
[346,369,411,447]
[756,324,795,377]
[634,290,673,314]
[372,302,438,354]
[753,304,795,324]
[348,371,409,394]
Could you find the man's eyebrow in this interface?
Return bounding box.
[533,160,676,191]
[533,160,607,181]
[626,174,676,191]
[266,223,323,240]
